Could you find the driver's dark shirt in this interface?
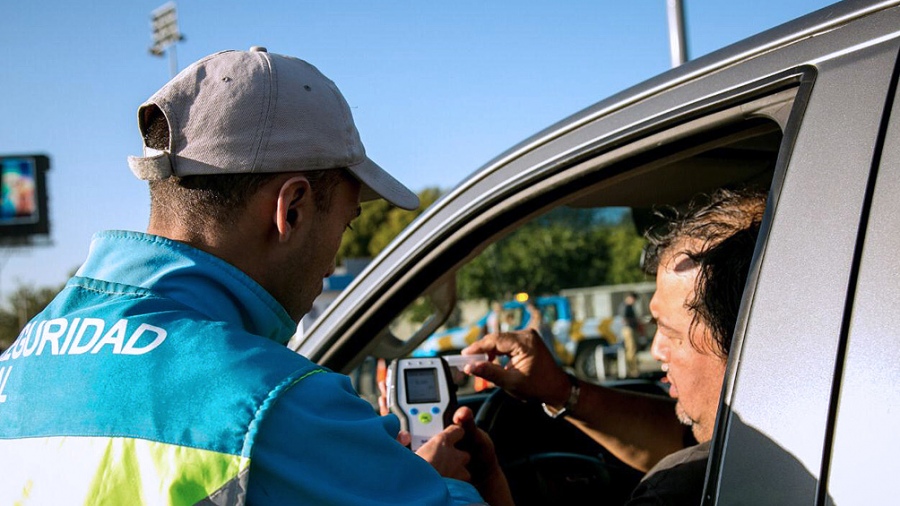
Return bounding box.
[626,441,710,505]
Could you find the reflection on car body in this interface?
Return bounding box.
[290,1,900,504]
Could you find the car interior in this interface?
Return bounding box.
[341,83,800,505]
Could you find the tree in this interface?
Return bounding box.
[0,281,65,352]
[457,207,647,301]
[337,187,442,263]
[605,223,648,284]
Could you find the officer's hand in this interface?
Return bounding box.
[377,374,412,447]
[416,417,471,482]
[453,407,514,506]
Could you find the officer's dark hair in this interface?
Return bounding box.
[642,187,767,358]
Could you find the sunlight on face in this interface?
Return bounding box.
[650,251,727,442]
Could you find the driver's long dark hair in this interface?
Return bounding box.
[642,187,767,358]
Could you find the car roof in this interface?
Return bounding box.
[455,0,893,194]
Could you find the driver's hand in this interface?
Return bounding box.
[462,329,571,408]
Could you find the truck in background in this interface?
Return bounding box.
[412,281,657,382]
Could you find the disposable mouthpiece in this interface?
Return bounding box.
[442,354,489,370]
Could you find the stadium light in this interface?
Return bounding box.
[148,2,185,78]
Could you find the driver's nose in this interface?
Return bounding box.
[650,331,669,363]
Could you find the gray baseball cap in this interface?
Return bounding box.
[128,46,419,210]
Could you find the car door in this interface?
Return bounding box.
[708,5,900,504]
[295,77,803,505]
[290,3,900,505]
[823,70,900,505]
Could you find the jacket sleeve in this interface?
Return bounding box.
[246,368,486,505]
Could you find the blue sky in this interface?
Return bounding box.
[0,0,837,297]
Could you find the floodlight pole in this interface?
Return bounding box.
[168,44,179,79]
[667,0,688,67]
[149,2,185,78]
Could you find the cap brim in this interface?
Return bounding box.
[348,158,420,211]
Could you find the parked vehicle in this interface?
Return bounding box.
[411,295,575,359]
[290,1,900,503]
[413,282,657,381]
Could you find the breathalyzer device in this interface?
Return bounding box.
[386,357,458,451]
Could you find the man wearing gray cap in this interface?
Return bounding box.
[0,47,511,505]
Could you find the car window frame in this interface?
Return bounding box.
[298,70,809,375]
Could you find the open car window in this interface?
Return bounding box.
[347,82,802,408]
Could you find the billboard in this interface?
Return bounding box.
[0,155,50,238]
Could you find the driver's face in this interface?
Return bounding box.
[649,251,727,443]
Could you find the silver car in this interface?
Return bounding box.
[291,1,900,503]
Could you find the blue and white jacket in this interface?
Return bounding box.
[0,230,484,505]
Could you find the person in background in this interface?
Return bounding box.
[485,300,503,335]
[0,47,512,506]
[616,291,641,377]
[464,187,766,505]
[526,298,559,363]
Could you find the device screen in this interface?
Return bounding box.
[404,368,440,404]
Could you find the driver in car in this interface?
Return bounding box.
[463,187,766,505]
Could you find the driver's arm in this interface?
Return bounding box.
[464,329,685,472]
[557,381,687,472]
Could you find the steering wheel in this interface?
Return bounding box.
[474,388,639,506]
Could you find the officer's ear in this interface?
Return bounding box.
[275,176,312,243]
